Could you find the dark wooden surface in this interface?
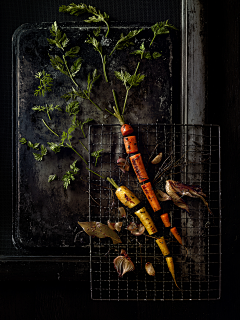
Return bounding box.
[0,0,239,318]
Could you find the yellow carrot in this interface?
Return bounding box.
[115,185,140,208]
[134,207,158,235]
[155,236,170,256]
[166,256,181,290]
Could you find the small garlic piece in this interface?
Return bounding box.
[151,152,163,164]
[114,222,123,232]
[145,262,155,276]
[118,207,126,218]
[107,220,115,230]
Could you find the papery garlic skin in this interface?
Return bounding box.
[145,262,155,276]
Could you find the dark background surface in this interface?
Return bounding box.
[0,0,239,319]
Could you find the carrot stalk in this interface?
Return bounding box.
[170,227,183,245]
[141,182,161,212]
[166,256,181,290]
[130,153,149,183]
[160,213,171,227]
[123,136,138,154]
[155,237,170,256]
[135,207,158,235]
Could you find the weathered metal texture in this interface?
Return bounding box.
[181,0,207,125]
[181,0,210,284]
[12,21,177,254]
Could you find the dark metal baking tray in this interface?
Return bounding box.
[12,21,178,257]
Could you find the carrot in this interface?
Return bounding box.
[130,153,149,183]
[166,256,181,290]
[123,136,138,154]
[121,124,134,136]
[115,185,140,208]
[155,236,170,256]
[135,207,158,235]
[141,182,161,212]
[160,213,171,227]
[170,227,183,245]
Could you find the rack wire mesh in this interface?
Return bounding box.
[88,124,221,301]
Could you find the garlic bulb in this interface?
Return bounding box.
[145,262,155,276]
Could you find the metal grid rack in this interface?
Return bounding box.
[88,124,221,301]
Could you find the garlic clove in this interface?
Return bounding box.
[156,189,172,202]
[145,262,155,276]
[107,220,116,230]
[127,222,138,232]
[114,222,123,232]
[151,152,163,164]
[131,223,145,236]
[117,157,130,173]
[118,207,126,218]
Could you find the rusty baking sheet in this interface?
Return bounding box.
[12,21,178,255]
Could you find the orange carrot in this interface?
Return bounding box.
[170,227,183,245]
[160,213,171,227]
[135,207,158,235]
[141,182,161,212]
[166,256,181,289]
[121,124,134,136]
[155,237,170,256]
[130,153,149,183]
[123,136,138,154]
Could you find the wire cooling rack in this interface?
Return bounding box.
[88,124,221,301]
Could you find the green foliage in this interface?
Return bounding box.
[32,145,47,161]
[66,101,80,116]
[61,70,101,111]
[91,148,104,166]
[150,20,177,46]
[48,21,83,82]
[32,104,62,120]
[34,70,53,97]
[62,160,80,189]
[59,3,110,37]
[48,174,57,183]
[114,70,145,90]
[110,29,143,56]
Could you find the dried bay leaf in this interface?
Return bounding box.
[78,221,122,244]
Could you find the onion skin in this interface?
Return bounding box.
[115,186,140,208]
[113,251,135,277]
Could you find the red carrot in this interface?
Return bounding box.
[160,213,171,227]
[123,136,138,154]
[130,153,149,183]
[170,227,183,245]
[121,124,134,136]
[141,182,161,212]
